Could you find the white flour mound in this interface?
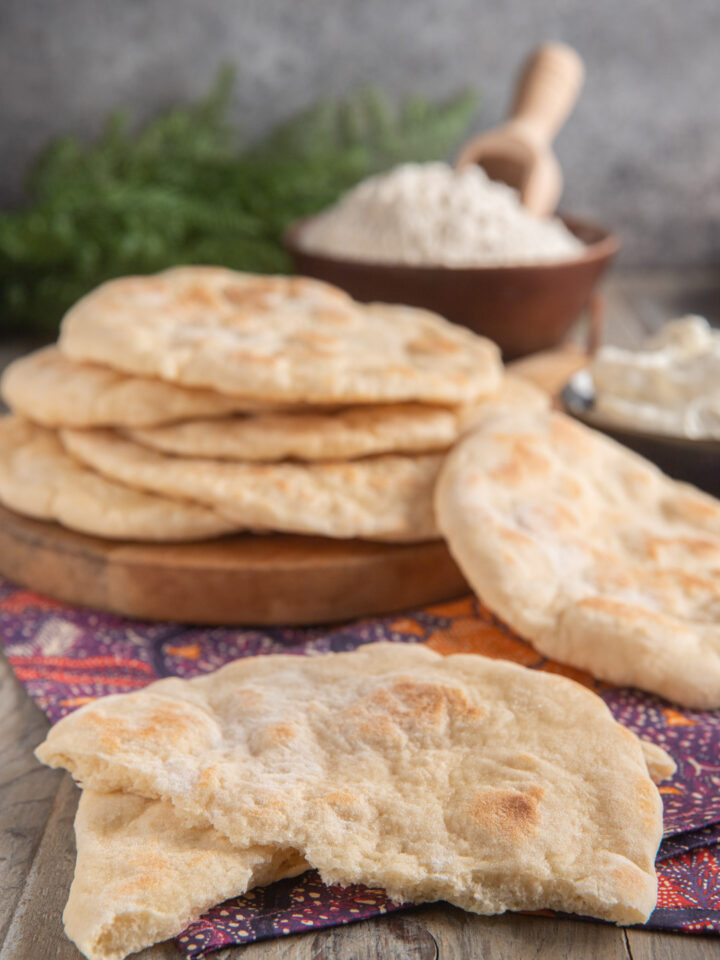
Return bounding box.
[300,162,584,267]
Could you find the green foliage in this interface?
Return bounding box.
[0,68,477,337]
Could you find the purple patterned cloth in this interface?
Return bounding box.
[1,579,719,949]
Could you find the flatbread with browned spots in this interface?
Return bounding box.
[0,346,278,428]
[58,267,502,405]
[36,642,670,926]
[0,416,236,541]
[60,427,441,541]
[125,376,548,463]
[436,407,720,708]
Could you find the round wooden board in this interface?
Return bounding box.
[0,504,468,626]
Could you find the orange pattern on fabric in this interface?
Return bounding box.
[12,667,151,688]
[426,617,540,665]
[423,596,476,618]
[0,590,65,614]
[663,708,697,727]
[388,618,426,638]
[166,643,202,659]
[10,654,154,673]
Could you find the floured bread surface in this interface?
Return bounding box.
[126,375,549,463]
[58,267,502,405]
[436,408,720,708]
[36,643,667,925]
[65,790,306,960]
[0,417,235,541]
[61,428,441,541]
[0,346,275,428]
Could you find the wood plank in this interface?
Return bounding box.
[626,928,720,960]
[0,656,59,945]
[0,773,82,960]
[418,905,630,960]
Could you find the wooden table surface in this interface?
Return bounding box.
[2,269,720,960]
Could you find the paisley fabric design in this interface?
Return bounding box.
[1,578,719,948]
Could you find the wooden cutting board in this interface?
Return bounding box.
[0,505,468,626]
[0,351,584,626]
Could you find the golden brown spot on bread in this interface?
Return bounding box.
[198,763,223,789]
[322,789,360,818]
[574,596,677,628]
[89,703,201,752]
[644,535,720,566]
[385,678,483,724]
[559,475,583,499]
[312,307,353,324]
[489,438,552,484]
[116,853,172,896]
[181,283,220,308]
[409,334,460,355]
[222,282,277,309]
[343,678,484,747]
[262,722,297,747]
[471,785,543,838]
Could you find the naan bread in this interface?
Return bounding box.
[58,267,502,405]
[0,416,235,541]
[60,429,441,541]
[0,347,275,428]
[66,791,306,960]
[128,403,464,462]
[126,376,549,463]
[36,643,668,925]
[436,408,720,708]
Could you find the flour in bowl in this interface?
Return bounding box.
[299,162,584,267]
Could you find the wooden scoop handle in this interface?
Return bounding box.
[510,43,585,144]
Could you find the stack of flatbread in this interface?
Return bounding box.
[0,266,527,543]
[35,642,674,960]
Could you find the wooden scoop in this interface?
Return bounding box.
[456,43,585,216]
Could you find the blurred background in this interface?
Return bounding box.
[1,0,719,339]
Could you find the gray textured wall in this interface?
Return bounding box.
[2,0,719,266]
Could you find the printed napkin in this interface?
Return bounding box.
[1,579,719,949]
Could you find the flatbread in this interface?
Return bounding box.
[0,346,274,428]
[436,408,720,708]
[0,417,235,541]
[65,790,306,960]
[60,429,441,541]
[36,642,668,925]
[128,403,464,461]
[58,267,502,405]
[126,376,549,463]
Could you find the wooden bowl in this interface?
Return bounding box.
[562,372,720,496]
[284,215,619,360]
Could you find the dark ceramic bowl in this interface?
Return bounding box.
[284,215,619,360]
[562,371,720,496]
